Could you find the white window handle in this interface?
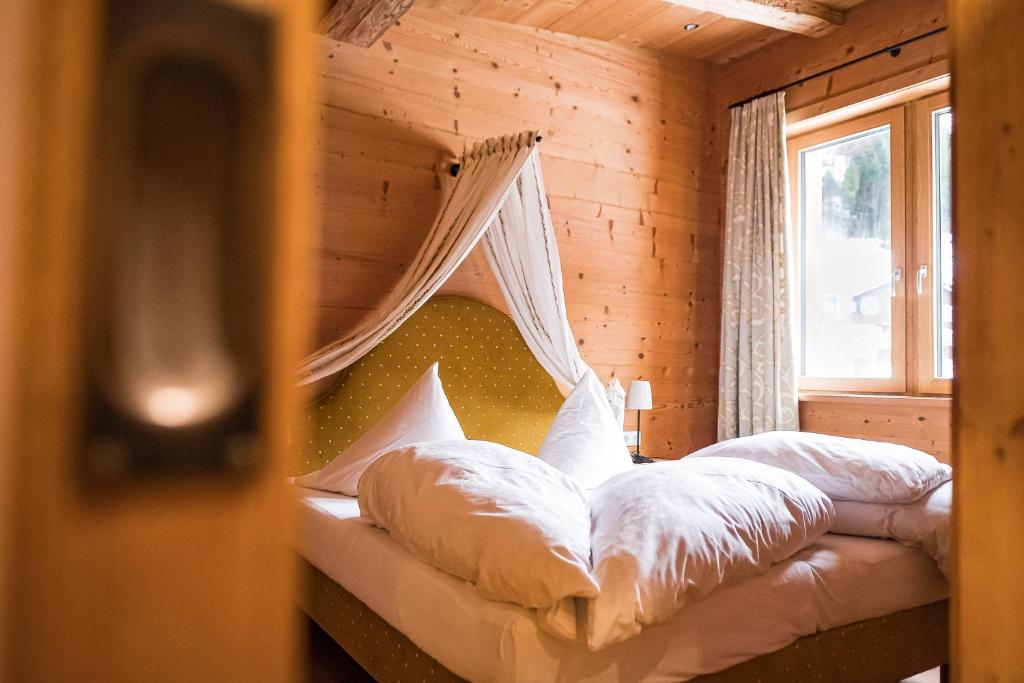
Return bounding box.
[916,264,929,295]
[890,268,902,298]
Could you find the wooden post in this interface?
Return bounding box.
[950,0,1024,679]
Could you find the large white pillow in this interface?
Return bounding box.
[295,362,465,495]
[585,456,834,650]
[538,369,633,489]
[832,480,952,576]
[688,431,952,503]
[357,439,598,640]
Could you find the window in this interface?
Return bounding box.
[913,92,953,393]
[788,93,952,395]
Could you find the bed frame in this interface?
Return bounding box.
[300,295,949,682]
[302,560,948,682]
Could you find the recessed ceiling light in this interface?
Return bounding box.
[683,23,700,31]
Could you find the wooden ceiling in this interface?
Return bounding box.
[415,0,870,63]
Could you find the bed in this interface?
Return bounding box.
[298,295,950,682]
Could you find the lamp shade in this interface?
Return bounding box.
[625,380,652,410]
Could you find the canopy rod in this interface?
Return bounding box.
[728,26,948,110]
[450,135,543,177]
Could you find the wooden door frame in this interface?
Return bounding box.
[950,0,1024,679]
[1,1,318,680]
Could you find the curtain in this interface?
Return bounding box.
[298,132,539,385]
[717,92,799,440]
[482,149,588,392]
[604,378,626,428]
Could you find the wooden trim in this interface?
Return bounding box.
[909,91,953,396]
[787,66,950,136]
[662,0,845,37]
[788,108,908,394]
[799,391,951,408]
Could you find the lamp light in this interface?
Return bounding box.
[626,380,652,460]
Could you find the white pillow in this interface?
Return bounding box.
[586,456,834,650]
[688,431,952,503]
[357,439,597,640]
[295,362,465,495]
[538,369,633,489]
[832,481,952,576]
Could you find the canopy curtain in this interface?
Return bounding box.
[298,132,602,408]
[718,92,800,440]
[298,132,538,385]
[482,149,588,393]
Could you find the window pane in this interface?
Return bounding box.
[799,125,893,379]
[933,108,953,379]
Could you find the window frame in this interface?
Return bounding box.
[787,108,908,394]
[910,91,953,395]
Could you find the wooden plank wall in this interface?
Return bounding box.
[799,396,951,463]
[712,0,951,459]
[314,7,722,458]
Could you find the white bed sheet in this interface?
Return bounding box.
[298,488,948,683]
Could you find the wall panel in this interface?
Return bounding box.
[800,395,951,462]
[314,7,721,458]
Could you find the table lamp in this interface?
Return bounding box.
[626,380,652,462]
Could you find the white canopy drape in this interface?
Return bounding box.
[298,131,599,405]
[299,132,538,385]
[482,150,587,393]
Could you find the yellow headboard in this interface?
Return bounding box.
[301,296,564,474]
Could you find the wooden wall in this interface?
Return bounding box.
[712,0,952,459]
[314,7,722,458]
[799,395,951,463]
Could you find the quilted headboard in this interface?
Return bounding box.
[301,296,564,474]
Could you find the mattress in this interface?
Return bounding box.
[297,488,949,683]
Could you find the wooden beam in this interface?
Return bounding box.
[662,0,844,37]
[320,0,416,48]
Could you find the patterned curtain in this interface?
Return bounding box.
[717,92,799,440]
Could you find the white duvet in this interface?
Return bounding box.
[584,457,835,650]
[832,480,952,575]
[357,439,597,640]
[688,432,953,574]
[357,441,837,649]
[688,431,951,503]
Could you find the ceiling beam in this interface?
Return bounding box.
[320,0,416,48]
[663,0,845,37]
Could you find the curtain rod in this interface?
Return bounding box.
[728,26,948,110]
[450,135,543,177]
